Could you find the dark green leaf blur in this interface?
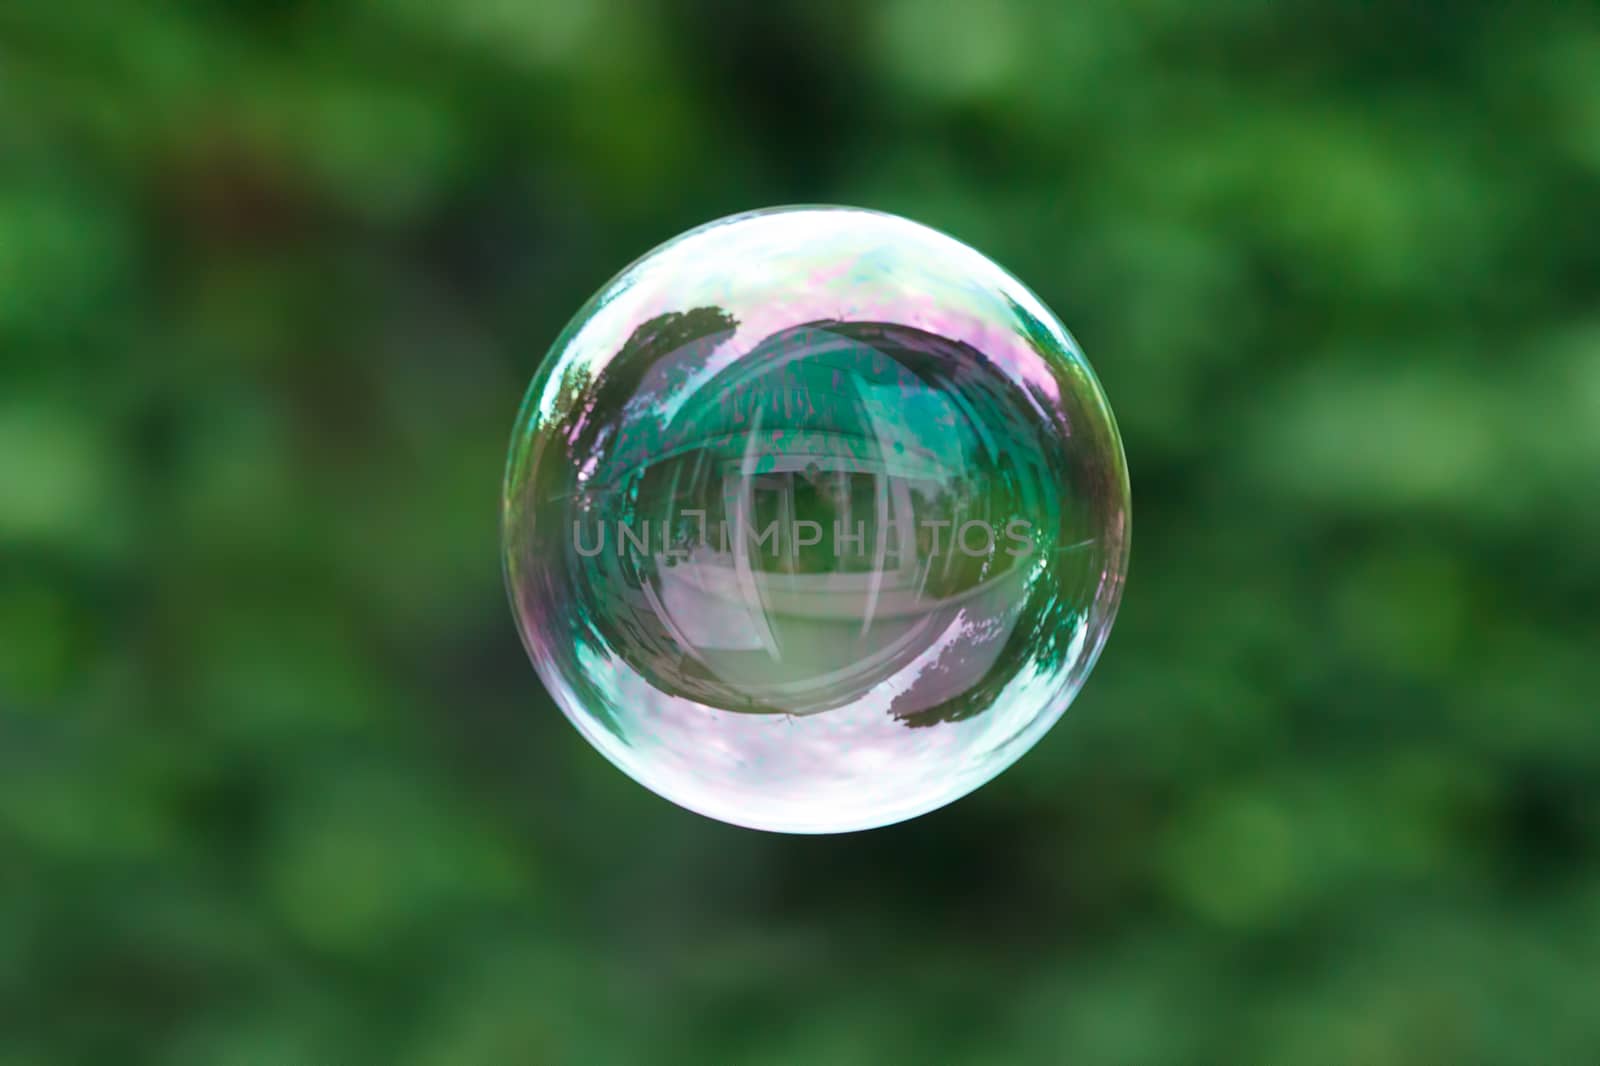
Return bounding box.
[3,1,1597,1062]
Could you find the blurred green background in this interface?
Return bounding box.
[3,1,1599,1062]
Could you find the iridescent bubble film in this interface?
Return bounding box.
[503,207,1129,833]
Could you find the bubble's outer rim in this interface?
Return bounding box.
[501,204,1130,835]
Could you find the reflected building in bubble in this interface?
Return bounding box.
[571,321,1054,721]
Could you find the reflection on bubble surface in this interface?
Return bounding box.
[504,207,1128,832]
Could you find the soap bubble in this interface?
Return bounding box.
[503,207,1128,833]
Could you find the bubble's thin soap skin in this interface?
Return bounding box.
[503,207,1128,833]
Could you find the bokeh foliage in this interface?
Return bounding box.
[3,1,1599,1062]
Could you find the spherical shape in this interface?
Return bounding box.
[503,206,1128,833]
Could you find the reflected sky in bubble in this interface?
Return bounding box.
[504,207,1128,833]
